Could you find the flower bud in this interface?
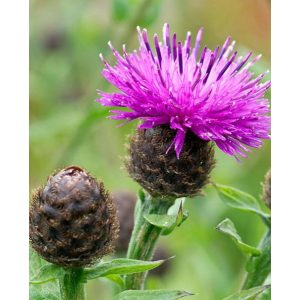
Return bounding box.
[29,166,119,268]
[262,169,271,209]
[126,126,215,198]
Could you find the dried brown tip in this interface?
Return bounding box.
[29,166,119,268]
[125,125,216,198]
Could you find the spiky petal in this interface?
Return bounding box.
[97,24,270,159]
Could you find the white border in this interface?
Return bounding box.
[1,0,300,299]
[0,0,29,298]
[272,0,300,299]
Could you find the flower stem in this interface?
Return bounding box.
[243,230,271,289]
[59,268,85,300]
[125,192,174,290]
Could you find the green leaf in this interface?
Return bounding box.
[167,198,186,215]
[30,264,65,284]
[104,274,124,288]
[175,201,189,227]
[83,258,164,281]
[144,214,177,229]
[30,247,44,277]
[214,184,271,223]
[216,219,261,256]
[144,200,188,235]
[30,283,61,300]
[222,285,270,300]
[258,286,271,300]
[114,289,193,300]
[244,231,271,289]
[29,248,60,299]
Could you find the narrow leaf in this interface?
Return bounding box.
[167,198,186,215]
[175,202,189,227]
[30,264,64,284]
[244,231,271,289]
[215,184,270,222]
[83,258,164,281]
[216,219,261,256]
[223,285,270,300]
[114,289,193,300]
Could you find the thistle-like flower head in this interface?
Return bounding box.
[97,24,270,159]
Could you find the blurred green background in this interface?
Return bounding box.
[30,0,270,299]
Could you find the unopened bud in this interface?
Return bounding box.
[29,166,119,267]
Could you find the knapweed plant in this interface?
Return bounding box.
[30,24,271,300]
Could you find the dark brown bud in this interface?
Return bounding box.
[112,191,136,253]
[29,166,119,268]
[125,125,215,198]
[262,169,271,209]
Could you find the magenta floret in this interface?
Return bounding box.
[97,24,270,159]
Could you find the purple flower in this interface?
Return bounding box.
[97,24,270,159]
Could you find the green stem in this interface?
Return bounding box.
[243,230,271,289]
[59,268,85,300]
[125,192,174,290]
